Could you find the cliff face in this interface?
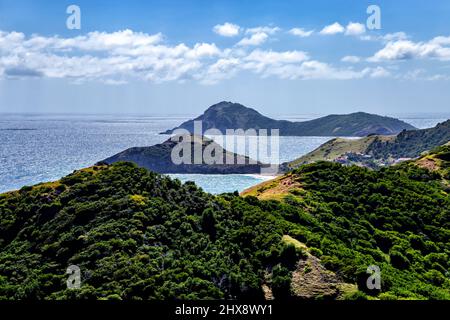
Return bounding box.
[102,135,267,174]
[162,101,416,137]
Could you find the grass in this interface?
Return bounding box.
[241,173,302,201]
[282,235,308,251]
[286,135,395,168]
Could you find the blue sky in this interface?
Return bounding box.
[0,0,450,115]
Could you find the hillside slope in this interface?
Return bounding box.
[242,146,450,299]
[284,119,450,169]
[102,134,267,174]
[162,101,415,137]
[0,163,289,299]
[1,149,449,299]
[367,119,450,159]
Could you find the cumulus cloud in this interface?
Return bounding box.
[213,22,240,37]
[0,28,398,84]
[320,22,345,35]
[401,68,449,81]
[345,22,366,36]
[381,32,408,42]
[320,22,366,36]
[200,58,241,84]
[289,28,314,37]
[0,29,215,83]
[185,43,221,59]
[369,37,450,62]
[236,32,268,46]
[341,55,361,63]
[369,66,391,78]
[430,36,450,46]
[245,26,280,35]
[242,49,309,73]
[261,60,370,80]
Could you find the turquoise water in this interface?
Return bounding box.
[0,113,448,194]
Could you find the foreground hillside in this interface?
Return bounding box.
[162,101,415,136]
[1,147,449,300]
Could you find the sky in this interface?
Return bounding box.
[0,0,450,115]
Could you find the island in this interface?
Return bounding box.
[161,101,416,137]
[101,134,270,174]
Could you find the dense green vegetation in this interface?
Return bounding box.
[280,159,449,299]
[0,146,449,300]
[284,120,450,170]
[367,120,450,159]
[0,164,299,300]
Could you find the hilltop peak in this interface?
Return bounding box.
[204,101,260,114]
[162,101,415,136]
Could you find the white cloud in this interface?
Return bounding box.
[320,22,345,35]
[236,32,268,46]
[430,36,450,46]
[369,37,450,62]
[261,60,369,80]
[200,58,241,84]
[289,28,314,37]
[240,50,372,81]
[185,43,220,59]
[243,49,309,73]
[234,26,281,47]
[345,22,366,36]
[369,66,391,78]
[320,22,365,36]
[0,29,212,83]
[0,28,405,84]
[381,32,408,42]
[246,26,280,35]
[402,68,450,81]
[341,55,361,63]
[213,22,240,37]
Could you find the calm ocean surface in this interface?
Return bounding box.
[0,113,449,194]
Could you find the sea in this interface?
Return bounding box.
[0,113,449,194]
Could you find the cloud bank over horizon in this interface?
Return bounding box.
[1,20,449,86]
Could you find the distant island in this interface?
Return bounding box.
[282,119,450,170]
[102,134,269,174]
[161,101,416,137]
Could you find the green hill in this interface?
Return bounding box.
[102,134,267,174]
[284,120,450,170]
[1,147,449,300]
[367,119,450,159]
[162,101,416,137]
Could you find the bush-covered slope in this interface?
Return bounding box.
[1,148,449,300]
[0,163,294,300]
[283,120,450,169]
[367,120,450,159]
[243,147,450,299]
